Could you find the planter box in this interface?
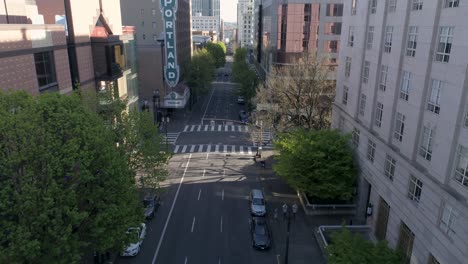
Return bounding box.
[298,191,357,216]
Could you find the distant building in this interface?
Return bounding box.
[333,1,468,264]
[237,0,254,48]
[192,0,220,17]
[192,13,219,32]
[120,0,192,111]
[0,0,139,109]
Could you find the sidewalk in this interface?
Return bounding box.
[259,150,354,264]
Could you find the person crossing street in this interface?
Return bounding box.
[282,203,288,220]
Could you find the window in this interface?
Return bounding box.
[454,145,468,187]
[141,21,145,27]
[435,26,454,63]
[384,26,393,53]
[427,79,442,114]
[345,57,351,77]
[152,22,157,28]
[397,222,415,264]
[352,128,360,147]
[444,0,459,8]
[408,175,423,202]
[359,94,366,116]
[464,111,468,128]
[412,0,423,10]
[152,9,156,16]
[379,65,388,91]
[342,86,349,105]
[439,204,458,237]
[406,26,418,57]
[384,154,396,180]
[348,26,355,47]
[140,9,144,16]
[325,22,342,35]
[351,0,358,15]
[34,51,57,91]
[400,71,411,101]
[367,140,376,162]
[375,102,383,127]
[370,0,377,14]
[388,0,397,12]
[428,255,441,264]
[419,126,433,161]
[394,113,405,142]
[338,116,345,131]
[326,4,343,16]
[362,61,370,83]
[327,40,339,53]
[142,34,146,40]
[366,26,374,49]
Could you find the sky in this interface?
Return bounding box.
[220,0,238,23]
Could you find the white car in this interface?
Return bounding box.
[121,223,147,257]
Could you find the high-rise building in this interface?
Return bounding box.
[237,0,255,48]
[120,0,192,111]
[192,0,220,17]
[0,0,139,109]
[253,0,343,77]
[333,1,468,263]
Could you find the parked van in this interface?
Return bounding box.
[250,189,266,216]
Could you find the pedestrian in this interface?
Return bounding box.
[273,208,278,222]
[282,203,288,219]
[292,203,298,219]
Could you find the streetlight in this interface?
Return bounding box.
[284,206,293,264]
[255,120,263,157]
[153,90,160,125]
[162,116,170,151]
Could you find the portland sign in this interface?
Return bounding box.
[160,0,179,87]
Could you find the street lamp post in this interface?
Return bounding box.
[152,90,160,125]
[284,210,291,264]
[162,116,170,152]
[255,120,263,157]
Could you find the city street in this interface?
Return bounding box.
[119,58,322,264]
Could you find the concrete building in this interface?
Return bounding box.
[333,1,468,263]
[192,0,220,17]
[120,0,192,112]
[0,0,139,109]
[237,0,255,48]
[253,0,343,77]
[192,13,219,31]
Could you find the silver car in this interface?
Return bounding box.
[250,189,266,216]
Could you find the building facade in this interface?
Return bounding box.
[254,0,343,76]
[0,0,138,108]
[191,0,220,17]
[333,1,468,263]
[237,0,255,48]
[120,0,192,111]
[192,13,219,31]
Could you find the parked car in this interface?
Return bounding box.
[143,194,160,219]
[250,217,271,250]
[121,223,147,257]
[249,189,266,216]
[237,96,245,104]
[239,110,249,124]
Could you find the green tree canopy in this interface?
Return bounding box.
[0,91,142,263]
[217,41,227,54]
[232,47,258,104]
[273,129,357,201]
[327,228,403,264]
[206,42,226,68]
[187,48,215,96]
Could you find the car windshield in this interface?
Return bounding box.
[255,224,266,235]
[252,198,264,205]
[143,199,153,207]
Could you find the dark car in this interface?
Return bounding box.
[250,217,271,250]
[239,110,248,124]
[143,194,160,219]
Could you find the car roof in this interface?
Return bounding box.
[251,189,263,197]
[252,217,266,225]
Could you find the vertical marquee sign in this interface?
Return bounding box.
[160,0,179,87]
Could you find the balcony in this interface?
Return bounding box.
[91,35,124,81]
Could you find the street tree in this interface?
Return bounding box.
[273,129,357,201]
[217,41,227,54]
[327,227,402,264]
[253,54,335,132]
[206,42,226,68]
[187,48,215,96]
[232,47,258,103]
[0,91,142,263]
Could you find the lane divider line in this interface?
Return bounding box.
[198,189,202,201]
[191,217,196,233]
[220,216,223,233]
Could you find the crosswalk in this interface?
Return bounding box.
[183,124,249,133]
[251,131,273,147]
[163,133,180,145]
[173,144,256,155]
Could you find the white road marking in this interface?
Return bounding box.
[245,126,249,132]
[190,145,195,152]
[197,125,201,132]
[248,147,252,155]
[211,125,215,131]
[231,145,235,153]
[231,125,235,132]
[224,125,228,131]
[183,125,189,132]
[220,216,223,233]
[238,125,242,132]
[223,169,225,178]
[218,125,222,131]
[174,145,180,153]
[203,169,206,178]
[191,217,196,232]
[190,125,195,132]
[215,145,220,153]
[151,154,192,264]
[182,145,187,153]
[218,258,221,264]
[223,145,227,153]
[222,189,224,201]
[202,85,216,121]
[184,256,188,264]
[240,146,244,154]
[198,189,202,201]
[204,125,208,131]
[276,255,281,264]
[198,145,203,152]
